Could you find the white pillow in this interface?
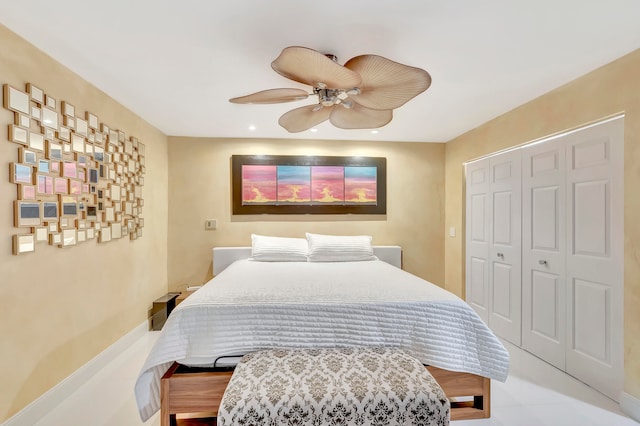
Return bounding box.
[250,234,308,262]
[306,233,377,262]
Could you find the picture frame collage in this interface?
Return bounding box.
[3,83,146,255]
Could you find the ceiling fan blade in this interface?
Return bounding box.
[272,46,362,89]
[329,103,392,129]
[278,104,333,133]
[344,55,431,110]
[229,88,309,104]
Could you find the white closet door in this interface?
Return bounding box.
[565,117,624,400]
[488,152,522,345]
[465,158,491,323]
[522,139,567,370]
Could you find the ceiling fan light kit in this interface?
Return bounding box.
[229,46,431,133]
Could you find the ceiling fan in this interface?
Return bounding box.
[229,46,431,133]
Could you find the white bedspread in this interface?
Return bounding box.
[135,259,509,421]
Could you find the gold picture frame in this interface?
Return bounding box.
[9,124,29,145]
[15,200,41,227]
[3,84,30,114]
[13,234,35,255]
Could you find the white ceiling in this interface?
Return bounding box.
[1,1,639,143]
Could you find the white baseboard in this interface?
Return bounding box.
[2,321,148,426]
[620,391,640,423]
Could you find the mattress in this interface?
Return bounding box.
[135,259,509,421]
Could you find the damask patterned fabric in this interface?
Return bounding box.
[218,347,450,426]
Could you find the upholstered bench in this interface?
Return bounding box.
[217,347,450,426]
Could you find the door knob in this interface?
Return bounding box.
[538,260,548,265]
[497,252,504,258]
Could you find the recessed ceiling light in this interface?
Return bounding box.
[248,125,256,131]
[371,130,379,134]
[310,128,318,133]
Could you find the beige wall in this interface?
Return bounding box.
[444,49,640,399]
[167,137,445,289]
[0,25,169,422]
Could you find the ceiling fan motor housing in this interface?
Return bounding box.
[315,87,360,108]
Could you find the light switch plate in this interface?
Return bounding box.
[205,219,216,230]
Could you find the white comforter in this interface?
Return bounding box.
[135,259,510,421]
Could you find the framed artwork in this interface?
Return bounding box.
[9,125,28,145]
[27,83,44,104]
[87,112,98,130]
[36,174,54,195]
[3,84,30,114]
[57,126,71,142]
[99,226,112,243]
[49,233,62,245]
[17,114,30,128]
[41,106,58,130]
[31,106,41,120]
[231,155,386,215]
[71,134,85,153]
[42,201,59,221]
[29,132,45,151]
[69,179,82,195]
[54,177,68,194]
[15,201,41,227]
[60,196,78,217]
[61,101,75,117]
[47,141,63,160]
[34,227,48,243]
[11,163,33,185]
[45,95,56,109]
[86,205,98,221]
[38,160,50,174]
[20,185,37,201]
[13,234,35,255]
[4,80,146,252]
[75,118,88,136]
[62,161,77,178]
[19,148,38,165]
[61,229,77,247]
[111,222,122,239]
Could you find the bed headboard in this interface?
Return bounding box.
[212,246,402,276]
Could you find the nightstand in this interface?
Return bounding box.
[176,290,197,306]
[151,292,180,330]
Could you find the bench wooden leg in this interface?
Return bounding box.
[426,365,491,420]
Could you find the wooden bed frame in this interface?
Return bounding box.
[157,246,493,424]
[160,362,490,425]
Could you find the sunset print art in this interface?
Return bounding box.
[345,166,377,205]
[242,165,276,204]
[233,155,386,215]
[277,166,311,203]
[311,166,344,203]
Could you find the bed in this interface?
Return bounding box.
[135,242,509,423]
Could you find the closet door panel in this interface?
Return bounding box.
[530,270,561,340]
[488,152,522,345]
[465,159,491,322]
[522,140,566,370]
[565,117,624,401]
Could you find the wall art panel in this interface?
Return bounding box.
[3,82,145,254]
